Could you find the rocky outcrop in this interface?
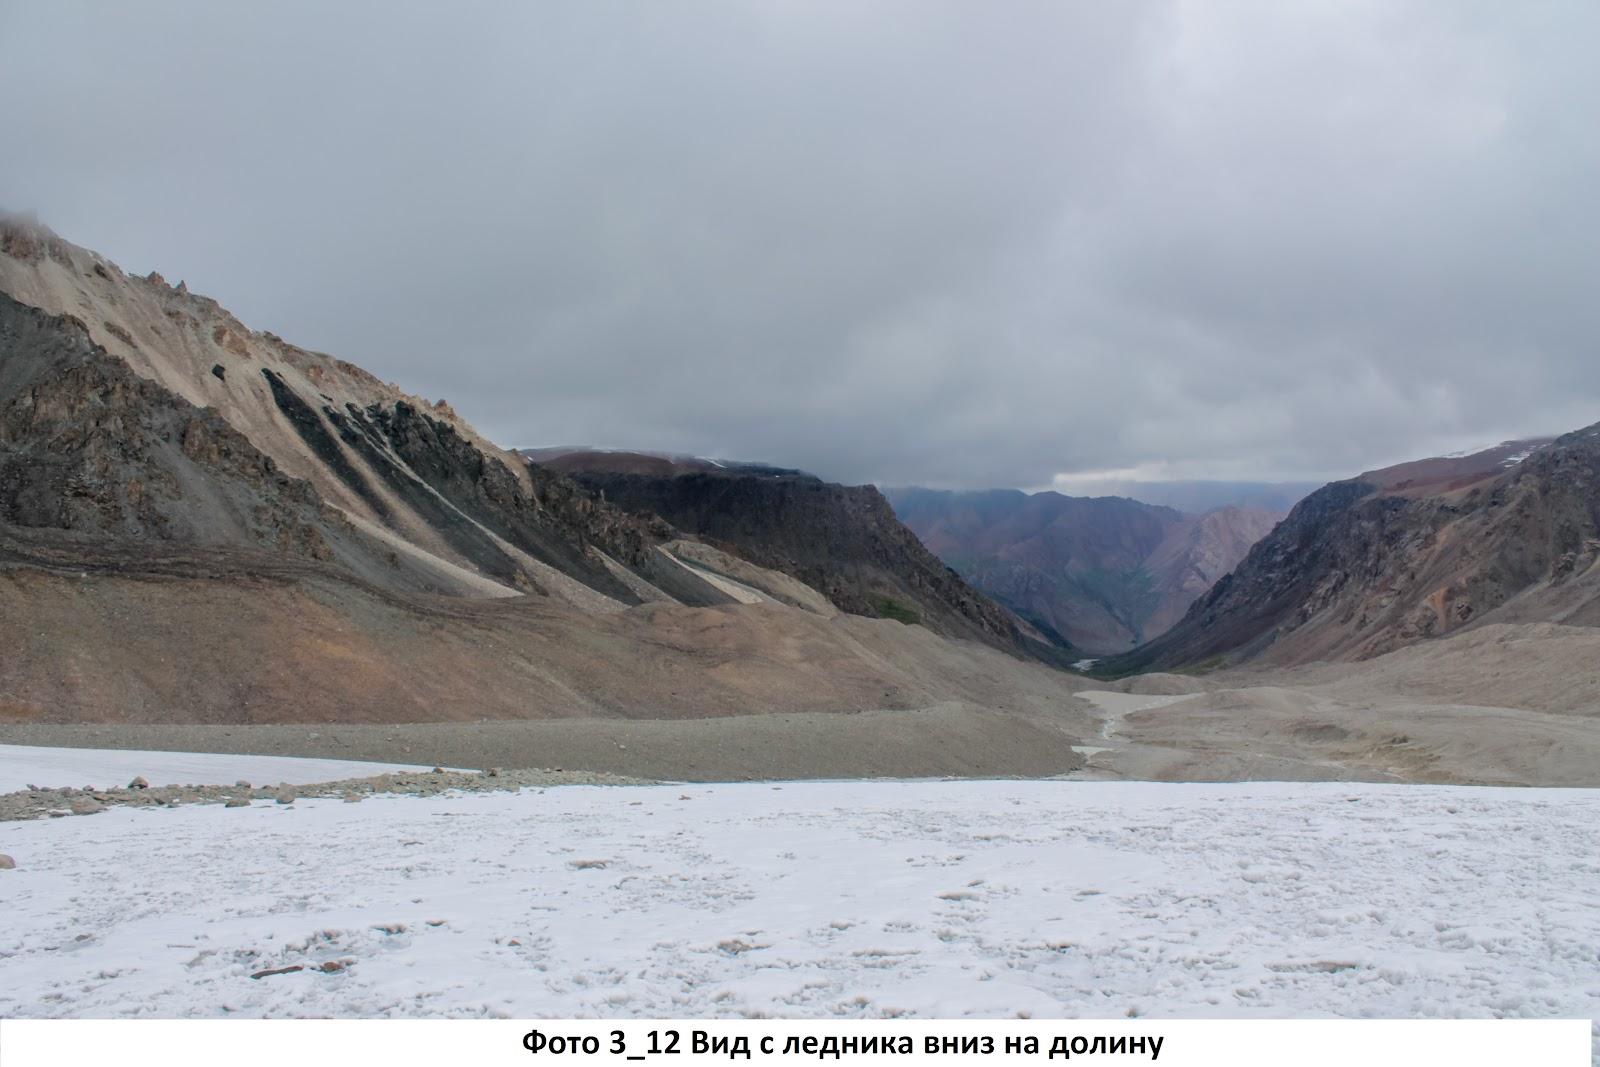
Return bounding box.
[0,293,346,564]
[1117,426,1600,670]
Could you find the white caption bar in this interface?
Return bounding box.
[0,1019,1588,1066]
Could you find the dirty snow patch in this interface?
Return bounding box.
[0,745,446,794]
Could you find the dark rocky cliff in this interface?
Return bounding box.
[556,465,1067,660]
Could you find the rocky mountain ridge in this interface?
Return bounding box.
[1117,430,1600,670]
[0,217,759,610]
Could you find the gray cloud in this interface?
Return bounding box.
[3,0,1597,489]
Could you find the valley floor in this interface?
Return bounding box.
[0,706,1090,784]
[2,779,1596,1026]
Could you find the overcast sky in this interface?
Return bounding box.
[3,1,1597,490]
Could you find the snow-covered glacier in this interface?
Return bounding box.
[1,780,1596,1023]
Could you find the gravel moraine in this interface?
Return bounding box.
[0,766,649,823]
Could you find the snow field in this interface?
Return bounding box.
[1,780,1596,1029]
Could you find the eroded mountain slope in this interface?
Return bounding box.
[1120,430,1600,670]
[0,217,743,609]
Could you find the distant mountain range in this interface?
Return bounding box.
[1049,480,1317,515]
[885,488,1281,653]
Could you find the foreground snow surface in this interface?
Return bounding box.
[2,780,1597,1022]
[0,745,443,794]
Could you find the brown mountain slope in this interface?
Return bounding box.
[1118,427,1600,670]
[885,488,1279,653]
[0,220,1083,729]
[530,452,1066,662]
[0,532,1082,726]
[0,217,742,610]
[1362,438,1556,495]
